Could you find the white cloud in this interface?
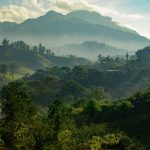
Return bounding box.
[123,14,144,20]
[0,5,38,22]
[0,0,117,23]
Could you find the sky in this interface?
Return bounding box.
[0,0,150,38]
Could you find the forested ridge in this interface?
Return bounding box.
[1,79,150,149]
[0,39,150,149]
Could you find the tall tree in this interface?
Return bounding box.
[2,38,9,47]
[38,43,46,54]
[84,99,100,124]
[33,46,39,53]
[48,99,73,139]
[1,81,37,149]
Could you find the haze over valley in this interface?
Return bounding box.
[1,1,150,149]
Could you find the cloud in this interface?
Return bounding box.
[125,14,144,20]
[0,5,38,22]
[0,0,117,23]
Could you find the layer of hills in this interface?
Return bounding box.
[0,40,91,75]
[0,10,149,51]
[1,38,149,98]
[1,9,150,150]
[55,41,127,59]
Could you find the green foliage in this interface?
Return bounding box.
[1,81,38,149]
[91,136,101,150]
[58,130,72,150]
[0,81,149,149]
[62,80,86,98]
[48,99,74,145]
[0,41,150,149]
[84,99,101,123]
[98,133,138,150]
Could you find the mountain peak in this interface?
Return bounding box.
[67,10,112,21]
[29,10,64,23]
[45,10,63,17]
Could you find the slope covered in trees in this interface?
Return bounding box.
[0,39,150,149]
[0,80,150,149]
[0,38,91,71]
[22,45,150,106]
[1,38,150,101]
[0,38,91,88]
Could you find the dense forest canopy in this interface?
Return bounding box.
[0,37,150,149]
[1,79,150,149]
[0,38,150,101]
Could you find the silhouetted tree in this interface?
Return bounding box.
[2,38,9,47]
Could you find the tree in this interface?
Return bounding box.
[9,63,17,80]
[97,54,104,63]
[84,99,100,124]
[2,38,9,47]
[1,81,37,149]
[48,100,73,139]
[86,86,110,100]
[58,130,72,150]
[46,49,52,55]
[90,136,101,150]
[39,43,46,54]
[62,80,85,98]
[33,46,39,53]
[10,41,30,51]
[126,53,129,62]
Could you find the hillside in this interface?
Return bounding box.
[1,72,150,149]
[21,46,150,106]
[0,39,91,72]
[67,10,139,35]
[0,10,149,50]
[55,41,126,59]
[0,39,91,89]
[0,40,150,150]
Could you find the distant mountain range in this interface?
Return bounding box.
[0,10,149,51]
[54,41,127,59]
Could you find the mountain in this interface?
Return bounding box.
[67,10,138,35]
[55,41,127,59]
[0,10,149,51]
